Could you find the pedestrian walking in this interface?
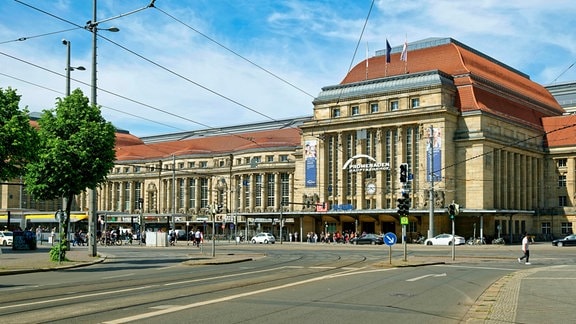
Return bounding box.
[518,232,531,265]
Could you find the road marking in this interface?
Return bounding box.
[101,273,135,280]
[0,285,155,310]
[406,273,447,282]
[103,267,385,324]
[0,285,39,292]
[435,264,518,271]
[163,266,288,286]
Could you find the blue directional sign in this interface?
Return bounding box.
[383,232,397,246]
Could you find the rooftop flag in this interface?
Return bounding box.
[386,39,391,63]
[400,40,408,62]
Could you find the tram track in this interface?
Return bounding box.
[0,251,370,323]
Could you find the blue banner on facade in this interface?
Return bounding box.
[427,127,442,182]
[305,140,317,187]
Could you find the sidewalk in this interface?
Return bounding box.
[0,245,260,275]
[0,245,104,275]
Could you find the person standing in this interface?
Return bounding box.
[518,232,531,265]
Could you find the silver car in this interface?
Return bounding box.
[251,232,276,244]
[0,231,13,246]
[424,233,466,246]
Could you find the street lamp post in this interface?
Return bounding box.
[62,39,85,96]
[86,0,119,257]
[61,39,85,247]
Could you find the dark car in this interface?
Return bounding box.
[552,234,576,247]
[350,234,383,245]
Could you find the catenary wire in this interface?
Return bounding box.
[0,50,267,146]
[11,0,296,130]
[0,71,187,132]
[152,5,316,99]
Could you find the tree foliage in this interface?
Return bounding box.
[0,87,39,181]
[24,89,116,248]
[25,88,116,199]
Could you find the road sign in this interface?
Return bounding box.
[383,232,397,246]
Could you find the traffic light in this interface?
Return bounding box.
[448,203,456,220]
[217,204,223,214]
[399,163,408,183]
[397,192,410,216]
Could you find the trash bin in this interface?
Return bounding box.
[236,236,240,243]
[12,231,37,250]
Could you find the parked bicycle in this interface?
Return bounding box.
[492,237,505,245]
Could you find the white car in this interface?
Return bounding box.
[0,231,13,246]
[424,233,466,246]
[251,232,276,244]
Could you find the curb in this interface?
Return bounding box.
[0,255,107,276]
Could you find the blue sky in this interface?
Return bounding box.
[1,0,576,137]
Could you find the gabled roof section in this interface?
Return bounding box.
[542,115,576,148]
[337,37,564,125]
[115,128,301,162]
[314,70,454,104]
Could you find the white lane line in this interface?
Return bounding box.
[163,266,289,286]
[103,267,384,324]
[434,264,519,271]
[406,273,447,282]
[0,285,156,311]
[101,273,135,280]
[0,285,40,292]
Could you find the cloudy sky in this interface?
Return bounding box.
[1,0,575,137]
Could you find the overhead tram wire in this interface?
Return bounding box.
[9,1,277,145]
[96,33,279,124]
[151,4,316,99]
[441,116,576,176]
[14,0,284,129]
[334,0,375,104]
[551,59,576,83]
[0,50,255,144]
[0,71,187,132]
[0,27,82,45]
[0,50,268,147]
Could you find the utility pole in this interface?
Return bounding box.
[428,125,435,239]
[172,154,176,236]
[87,0,99,258]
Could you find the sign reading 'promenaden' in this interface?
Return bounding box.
[342,154,390,173]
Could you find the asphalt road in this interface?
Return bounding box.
[0,242,570,323]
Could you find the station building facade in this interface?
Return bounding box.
[2,37,576,242]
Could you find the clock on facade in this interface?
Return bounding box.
[366,183,377,195]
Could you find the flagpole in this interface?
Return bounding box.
[400,36,408,74]
[365,41,369,80]
[385,38,391,77]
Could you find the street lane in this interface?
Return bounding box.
[0,242,570,323]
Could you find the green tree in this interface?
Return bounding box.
[24,89,116,259]
[0,87,39,181]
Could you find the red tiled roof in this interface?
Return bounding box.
[115,132,144,147]
[542,115,576,148]
[115,128,301,161]
[342,40,563,127]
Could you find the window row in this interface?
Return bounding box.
[333,97,420,118]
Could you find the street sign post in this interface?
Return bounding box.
[383,232,397,264]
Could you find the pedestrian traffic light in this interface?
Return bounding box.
[399,163,408,183]
[448,203,456,220]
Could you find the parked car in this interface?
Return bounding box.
[251,232,276,244]
[424,233,466,246]
[0,231,13,246]
[349,233,384,245]
[552,234,576,247]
